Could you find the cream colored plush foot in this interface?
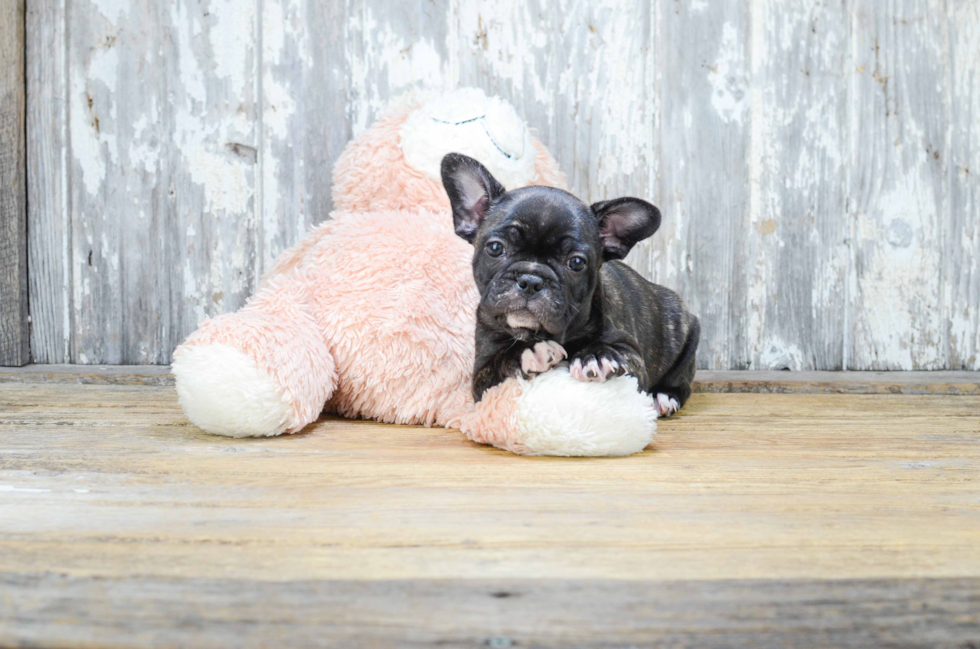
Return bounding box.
[513,368,658,457]
[172,343,292,438]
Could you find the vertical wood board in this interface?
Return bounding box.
[847,0,949,370]
[740,0,849,370]
[946,0,980,370]
[0,0,29,366]
[62,0,260,364]
[23,0,980,369]
[163,0,260,359]
[346,0,453,136]
[259,0,350,275]
[26,0,70,363]
[657,0,751,369]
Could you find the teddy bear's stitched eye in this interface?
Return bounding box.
[568,255,587,271]
[486,241,504,257]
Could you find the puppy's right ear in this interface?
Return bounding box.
[592,197,662,261]
[441,153,505,242]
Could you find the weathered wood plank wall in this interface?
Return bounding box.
[25,0,980,369]
[1,0,29,366]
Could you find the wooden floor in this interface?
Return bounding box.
[1,373,979,647]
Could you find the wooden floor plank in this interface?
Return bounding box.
[3,365,980,394]
[0,383,978,645]
[3,574,979,649]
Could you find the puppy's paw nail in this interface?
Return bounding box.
[570,358,586,381]
[655,393,679,417]
[537,341,566,368]
[553,342,568,361]
[586,358,602,381]
[600,357,619,379]
[525,341,566,375]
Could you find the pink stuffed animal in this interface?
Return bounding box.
[172,89,657,456]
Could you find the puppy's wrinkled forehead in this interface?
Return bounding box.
[488,188,598,245]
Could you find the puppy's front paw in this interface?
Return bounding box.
[655,393,681,418]
[569,347,627,382]
[521,341,567,375]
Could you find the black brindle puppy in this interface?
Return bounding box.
[442,153,700,417]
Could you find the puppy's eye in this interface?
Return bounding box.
[567,255,587,272]
[485,241,504,257]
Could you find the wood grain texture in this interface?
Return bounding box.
[347,0,452,135]
[260,0,351,273]
[1,384,979,645]
[947,0,980,370]
[458,0,655,203]
[61,0,261,364]
[2,574,979,648]
[743,0,849,371]
[848,0,949,370]
[26,0,70,364]
[24,0,980,369]
[4,365,980,395]
[657,0,750,369]
[68,0,166,364]
[1,385,979,582]
[0,363,175,385]
[694,369,980,395]
[166,0,261,360]
[0,0,29,366]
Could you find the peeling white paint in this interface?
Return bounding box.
[172,2,206,106]
[210,0,255,91]
[184,147,251,214]
[348,5,451,135]
[758,340,806,371]
[91,0,127,25]
[261,6,298,140]
[853,177,944,369]
[708,22,747,125]
[70,42,120,197]
[34,0,978,369]
[456,0,551,110]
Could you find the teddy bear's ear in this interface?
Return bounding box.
[441,153,506,242]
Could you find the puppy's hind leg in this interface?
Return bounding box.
[652,316,700,418]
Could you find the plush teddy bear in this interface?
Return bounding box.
[171,88,658,456]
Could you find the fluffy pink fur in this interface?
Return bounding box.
[175,94,565,449]
[451,380,525,454]
[331,99,566,215]
[176,273,337,432]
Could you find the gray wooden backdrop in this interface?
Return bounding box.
[25,0,980,370]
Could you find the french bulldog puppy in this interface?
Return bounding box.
[441,153,700,417]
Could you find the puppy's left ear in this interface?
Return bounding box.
[441,153,506,242]
[591,198,662,261]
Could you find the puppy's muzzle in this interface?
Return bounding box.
[515,273,545,296]
[503,261,556,296]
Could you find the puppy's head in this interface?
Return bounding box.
[442,153,661,342]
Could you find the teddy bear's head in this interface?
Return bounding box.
[331,88,566,214]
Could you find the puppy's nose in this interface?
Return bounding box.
[516,273,545,295]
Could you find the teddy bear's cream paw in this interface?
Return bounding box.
[520,341,567,375]
[172,343,292,438]
[512,367,657,456]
